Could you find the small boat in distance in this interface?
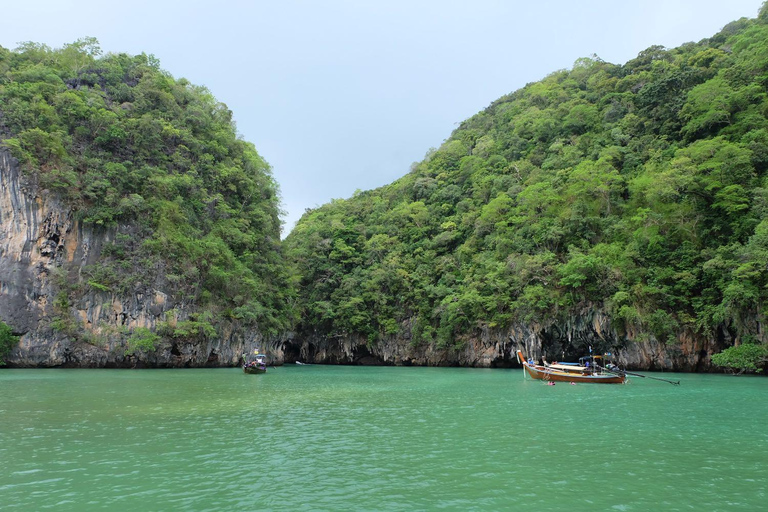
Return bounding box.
[243,353,268,374]
[516,350,627,384]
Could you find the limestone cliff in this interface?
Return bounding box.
[285,310,731,371]
[0,147,278,367]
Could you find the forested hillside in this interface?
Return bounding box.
[285,5,768,365]
[0,39,293,362]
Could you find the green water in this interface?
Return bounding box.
[1,366,765,511]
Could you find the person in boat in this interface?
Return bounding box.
[243,353,260,368]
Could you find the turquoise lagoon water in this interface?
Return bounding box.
[0,365,765,511]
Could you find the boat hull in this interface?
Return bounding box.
[243,366,267,374]
[523,363,625,384]
[517,350,626,384]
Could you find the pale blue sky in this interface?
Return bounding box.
[2,1,764,235]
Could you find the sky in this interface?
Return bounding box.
[2,0,765,236]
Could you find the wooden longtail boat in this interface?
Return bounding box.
[243,353,268,374]
[516,350,627,384]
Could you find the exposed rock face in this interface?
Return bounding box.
[0,148,53,338]
[0,148,272,368]
[286,310,731,372]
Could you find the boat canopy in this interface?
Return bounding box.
[547,363,588,371]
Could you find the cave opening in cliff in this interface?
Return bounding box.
[353,345,385,366]
[282,340,302,363]
[489,349,516,368]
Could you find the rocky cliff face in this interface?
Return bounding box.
[0,148,275,368]
[285,309,731,372]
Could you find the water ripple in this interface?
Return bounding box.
[0,367,766,510]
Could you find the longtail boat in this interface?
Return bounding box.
[516,350,627,384]
[243,353,268,374]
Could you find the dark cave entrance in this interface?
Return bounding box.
[352,345,385,365]
[282,340,304,363]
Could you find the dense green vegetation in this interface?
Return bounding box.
[0,321,19,365]
[285,5,768,357]
[0,38,294,340]
[711,342,768,373]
